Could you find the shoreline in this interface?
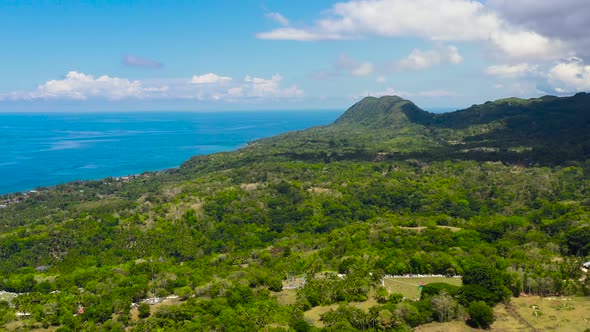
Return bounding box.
[0,166,176,198]
[0,111,342,197]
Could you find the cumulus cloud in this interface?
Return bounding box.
[491,0,589,37]
[0,71,158,101]
[122,54,163,68]
[394,45,463,71]
[257,0,566,60]
[0,71,304,102]
[485,63,539,78]
[489,0,590,54]
[548,57,590,92]
[191,73,233,84]
[265,11,290,26]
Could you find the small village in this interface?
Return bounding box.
[0,190,40,208]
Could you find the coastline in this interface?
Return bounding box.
[0,111,342,196]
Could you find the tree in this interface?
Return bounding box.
[459,284,502,306]
[565,227,590,256]
[421,283,460,299]
[175,286,193,300]
[374,286,389,303]
[431,291,457,322]
[395,303,421,327]
[138,303,150,319]
[291,319,311,332]
[467,301,494,329]
[388,292,404,304]
[266,277,283,292]
[462,265,511,305]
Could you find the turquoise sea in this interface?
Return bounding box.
[0,111,341,195]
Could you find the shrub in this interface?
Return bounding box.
[138,303,150,319]
[467,301,494,329]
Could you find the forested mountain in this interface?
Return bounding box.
[0,94,589,331]
[237,92,590,166]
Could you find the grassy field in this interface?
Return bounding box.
[415,321,479,332]
[302,276,464,327]
[303,292,378,327]
[508,296,590,331]
[383,276,463,300]
[273,288,298,305]
[416,296,590,332]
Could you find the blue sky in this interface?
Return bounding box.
[1,0,589,111]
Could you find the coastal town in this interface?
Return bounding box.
[0,173,149,209]
[0,190,40,209]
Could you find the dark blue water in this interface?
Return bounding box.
[0,111,341,194]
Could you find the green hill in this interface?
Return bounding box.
[333,95,432,128]
[218,92,590,167]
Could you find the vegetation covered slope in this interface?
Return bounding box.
[0,94,589,331]
[232,92,590,166]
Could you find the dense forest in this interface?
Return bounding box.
[0,94,589,331]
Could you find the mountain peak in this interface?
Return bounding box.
[334,95,432,128]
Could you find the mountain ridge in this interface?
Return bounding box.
[236,92,590,166]
[333,92,589,129]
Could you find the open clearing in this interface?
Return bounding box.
[416,296,590,332]
[383,276,463,300]
[130,297,182,321]
[508,296,590,331]
[304,292,378,327]
[273,288,298,305]
[399,225,462,232]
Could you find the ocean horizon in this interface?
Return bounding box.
[0,110,342,195]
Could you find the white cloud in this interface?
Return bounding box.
[0,71,304,102]
[265,12,290,26]
[257,27,342,41]
[489,0,590,56]
[240,74,304,98]
[41,72,146,100]
[257,0,567,60]
[0,71,162,101]
[191,73,232,84]
[485,63,539,78]
[489,30,563,60]
[227,87,243,97]
[548,57,590,92]
[376,76,387,83]
[351,62,375,76]
[395,45,463,71]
